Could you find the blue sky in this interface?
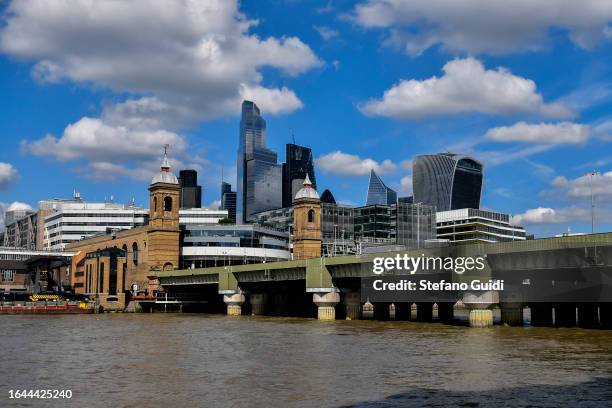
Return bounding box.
[1,0,612,237]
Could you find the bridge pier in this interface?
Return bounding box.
[250,293,267,316]
[343,292,361,320]
[313,292,339,321]
[501,302,524,326]
[463,291,498,328]
[223,293,245,316]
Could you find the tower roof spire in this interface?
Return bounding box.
[151,145,179,185]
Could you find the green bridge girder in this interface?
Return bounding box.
[155,232,612,294]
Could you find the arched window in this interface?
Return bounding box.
[163,262,174,271]
[132,242,139,265]
[153,196,158,215]
[122,244,128,261]
[163,196,172,212]
[308,209,315,223]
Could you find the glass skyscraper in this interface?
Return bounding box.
[220,182,237,222]
[282,143,316,208]
[412,153,483,211]
[236,100,282,223]
[178,170,202,209]
[365,170,397,206]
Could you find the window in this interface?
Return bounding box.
[163,196,172,213]
[2,270,15,281]
[308,209,315,223]
[99,263,105,293]
[132,242,139,265]
[153,196,158,216]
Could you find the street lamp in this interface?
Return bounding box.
[586,171,600,234]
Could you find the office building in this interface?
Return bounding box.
[320,189,336,204]
[436,208,527,244]
[365,170,397,206]
[178,170,202,209]
[221,182,237,222]
[179,208,227,226]
[282,144,316,208]
[236,100,282,223]
[413,153,483,211]
[180,224,290,269]
[3,209,37,250]
[321,202,355,256]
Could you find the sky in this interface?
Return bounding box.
[1,0,612,237]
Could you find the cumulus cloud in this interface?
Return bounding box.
[550,171,612,199]
[350,0,612,55]
[511,206,594,225]
[486,122,590,145]
[359,58,572,120]
[399,175,412,195]
[0,162,18,190]
[20,117,188,181]
[1,0,322,180]
[316,151,397,176]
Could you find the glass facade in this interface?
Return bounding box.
[413,153,483,211]
[178,170,202,209]
[220,182,237,222]
[365,170,397,206]
[236,100,282,223]
[282,144,316,207]
[436,208,527,244]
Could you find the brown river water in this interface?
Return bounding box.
[1,314,612,407]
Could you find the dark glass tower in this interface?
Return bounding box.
[221,182,237,222]
[365,170,397,206]
[178,169,202,209]
[412,153,483,211]
[282,143,316,207]
[236,100,282,223]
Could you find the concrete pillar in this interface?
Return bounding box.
[577,303,599,328]
[223,293,245,316]
[500,302,524,326]
[343,292,361,320]
[554,303,577,327]
[530,303,554,326]
[463,290,498,328]
[313,292,340,321]
[250,293,267,316]
[373,302,390,321]
[416,302,433,322]
[394,303,412,321]
[362,301,374,319]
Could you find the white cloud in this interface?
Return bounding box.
[2,0,322,180]
[399,175,412,195]
[314,25,339,41]
[511,206,596,225]
[400,159,412,170]
[207,199,221,210]
[316,151,397,176]
[0,162,18,190]
[359,58,572,120]
[351,0,612,55]
[486,122,590,145]
[550,171,612,199]
[20,117,187,181]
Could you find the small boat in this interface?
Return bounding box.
[0,302,94,315]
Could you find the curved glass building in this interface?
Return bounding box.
[365,170,397,206]
[413,153,483,211]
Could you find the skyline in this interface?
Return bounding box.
[1,1,612,237]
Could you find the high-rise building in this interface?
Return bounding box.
[320,189,336,204]
[236,100,282,223]
[413,153,483,211]
[282,144,316,208]
[436,209,526,244]
[178,170,202,209]
[365,170,397,206]
[221,182,237,222]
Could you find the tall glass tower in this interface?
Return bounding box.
[282,143,316,208]
[365,170,397,206]
[236,101,282,223]
[412,153,483,211]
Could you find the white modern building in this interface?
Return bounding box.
[436,208,527,244]
[179,208,227,226]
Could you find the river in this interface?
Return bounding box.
[1,314,612,407]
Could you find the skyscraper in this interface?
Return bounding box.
[221,181,237,222]
[178,169,202,209]
[282,143,316,208]
[236,100,282,223]
[365,170,397,206]
[412,153,483,211]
